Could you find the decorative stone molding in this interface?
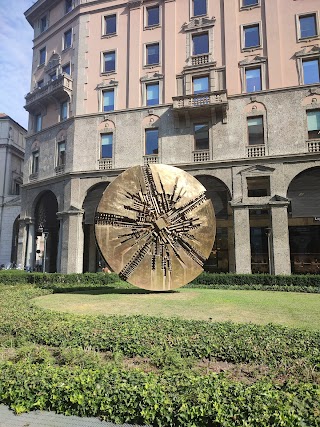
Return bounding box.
[240,165,275,176]
[140,73,164,82]
[295,45,320,58]
[44,53,61,73]
[182,16,215,32]
[239,55,267,66]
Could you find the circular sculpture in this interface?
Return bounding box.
[95,164,216,291]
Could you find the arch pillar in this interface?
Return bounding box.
[232,205,252,274]
[17,217,36,270]
[57,208,84,273]
[270,202,291,275]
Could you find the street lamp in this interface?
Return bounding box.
[43,231,49,273]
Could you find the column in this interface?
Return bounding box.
[59,209,84,274]
[233,207,251,274]
[16,218,35,270]
[270,204,291,275]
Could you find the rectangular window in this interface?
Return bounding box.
[103,89,115,112]
[245,67,262,92]
[145,129,159,155]
[194,123,209,150]
[101,134,113,158]
[62,63,71,75]
[35,114,42,132]
[299,14,317,39]
[37,79,44,89]
[64,29,72,50]
[39,47,46,66]
[146,43,160,65]
[147,5,160,26]
[65,0,72,14]
[242,0,259,7]
[192,33,209,55]
[40,16,47,33]
[32,151,39,174]
[57,141,66,166]
[146,82,159,106]
[49,71,57,81]
[307,110,320,139]
[247,117,264,145]
[243,24,260,48]
[247,177,270,197]
[60,101,68,121]
[193,0,206,17]
[103,51,116,73]
[14,182,20,196]
[303,59,320,84]
[193,76,209,93]
[105,14,116,35]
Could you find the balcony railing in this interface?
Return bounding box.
[193,150,210,162]
[143,155,159,165]
[25,74,73,113]
[99,158,113,170]
[247,145,266,158]
[191,54,209,66]
[308,140,320,153]
[55,165,65,175]
[173,91,227,111]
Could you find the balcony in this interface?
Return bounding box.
[193,150,210,162]
[247,145,266,158]
[98,158,113,170]
[143,155,159,165]
[308,140,320,153]
[25,74,73,113]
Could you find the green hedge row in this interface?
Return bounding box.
[0,362,318,426]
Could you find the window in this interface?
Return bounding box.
[60,101,68,121]
[247,177,270,197]
[192,33,209,55]
[146,43,160,65]
[243,24,260,48]
[40,16,47,33]
[299,14,318,39]
[37,79,44,89]
[65,0,72,14]
[49,71,57,81]
[104,14,116,35]
[307,110,320,139]
[103,51,116,73]
[57,141,66,166]
[247,117,264,145]
[101,134,113,158]
[145,129,158,155]
[193,76,209,93]
[146,5,160,26]
[146,82,159,106]
[193,0,206,17]
[242,0,259,7]
[62,63,71,75]
[32,151,39,174]
[103,89,115,111]
[64,29,72,50]
[194,123,209,150]
[39,47,46,66]
[14,182,20,196]
[302,59,320,84]
[245,67,261,92]
[35,114,42,132]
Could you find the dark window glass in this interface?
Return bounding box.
[104,51,116,72]
[146,43,159,65]
[64,29,72,49]
[192,33,209,55]
[101,134,113,158]
[303,59,320,84]
[40,16,47,33]
[145,129,158,155]
[57,142,66,166]
[35,114,42,132]
[299,14,317,38]
[49,71,57,81]
[60,101,68,121]
[307,110,320,139]
[147,6,160,26]
[39,47,46,65]
[247,116,264,145]
[65,0,72,13]
[32,151,39,174]
[245,67,261,92]
[243,24,260,48]
[146,83,159,106]
[193,0,206,16]
[62,63,71,75]
[105,15,116,35]
[194,123,209,150]
[103,90,114,111]
[37,80,44,88]
[193,76,209,93]
[243,0,259,6]
[247,177,270,197]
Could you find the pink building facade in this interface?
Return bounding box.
[19,0,320,275]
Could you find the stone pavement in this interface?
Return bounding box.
[0,405,151,427]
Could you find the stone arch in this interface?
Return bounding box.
[82,181,110,272]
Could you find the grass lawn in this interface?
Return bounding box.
[33,288,320,330]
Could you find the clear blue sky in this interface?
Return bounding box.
[0,0,35,129]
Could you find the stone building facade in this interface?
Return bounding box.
[0,114,26,267]
[20,0,320,274]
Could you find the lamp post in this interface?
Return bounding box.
[43,231,49,273]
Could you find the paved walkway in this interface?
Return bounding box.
[0,405,151,427]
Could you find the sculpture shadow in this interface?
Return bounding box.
[54,286,178,296]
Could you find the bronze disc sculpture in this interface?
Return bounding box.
[95,164,216,291]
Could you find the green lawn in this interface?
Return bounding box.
[33,288,320,330]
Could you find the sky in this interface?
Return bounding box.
[0,0,35,129]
